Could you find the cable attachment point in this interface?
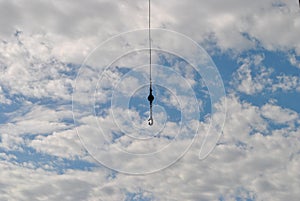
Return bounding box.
[147,90,154,103]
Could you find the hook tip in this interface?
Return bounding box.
[148,118,153,126]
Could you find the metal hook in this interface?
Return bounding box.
[147,86,154,126]
[148,117,153,126]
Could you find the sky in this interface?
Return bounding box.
[0,0,300,200]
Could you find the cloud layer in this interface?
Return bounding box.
[0,0,300,201]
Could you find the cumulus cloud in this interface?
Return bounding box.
[2,87,299,200]
[0,0,300,200]
[1,0,299,64]
[231,54,300,95]
[288,52,300,68]
[0,32,74,101]
[231,54,273,95]
[0,85,11,104]
[74,95,299,201]
[261,103,299,124]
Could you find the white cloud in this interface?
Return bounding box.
[1,88,300,200]
[0,104,73,136]
[0,161,112,201]
[261,103,299,124]
[156,0,300,54]
[0,0,299,200]
[29,129,84,159]
[0,85,11,104]
[1,0,299,64]
[288,52,300,68]
[0,33,74,101]
[272,74,300,92]
[232,54,300,94]
[231,54,273,95]
[0,133,24,151]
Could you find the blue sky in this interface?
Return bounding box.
[0,0,300,200]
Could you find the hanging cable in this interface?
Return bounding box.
[147,0,154,126]
[148,0,152,84]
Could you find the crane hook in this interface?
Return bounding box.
[148,117,153,126]
[147,88,154,126]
